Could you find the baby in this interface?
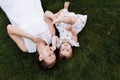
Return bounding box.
[44,2,87,60]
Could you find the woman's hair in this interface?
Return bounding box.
[35,50,56,69]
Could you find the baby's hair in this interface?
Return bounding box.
[59,51,72,60]
[60,55,67,60]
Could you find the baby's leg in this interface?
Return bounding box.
[64,2,70,9]
[53,16,77,25]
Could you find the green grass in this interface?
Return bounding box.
[0,0,120,80]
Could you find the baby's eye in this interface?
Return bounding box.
[67,50,69,52]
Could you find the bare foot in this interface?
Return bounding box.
[64,2,70,9]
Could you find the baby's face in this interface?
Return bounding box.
[59,43,72,59]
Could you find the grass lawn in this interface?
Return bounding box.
[0,0,120,80]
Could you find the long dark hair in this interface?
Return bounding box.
[35,50,56,69]
[36,51,48,69]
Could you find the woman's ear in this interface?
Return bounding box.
[39,55,43,61]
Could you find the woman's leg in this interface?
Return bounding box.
[7,25,35,40]
[64,2,70,9]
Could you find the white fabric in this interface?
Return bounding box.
[55,9,87,48]
[0,0,52,53]
[56,23,79,48]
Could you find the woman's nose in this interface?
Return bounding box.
[49,47,53,52]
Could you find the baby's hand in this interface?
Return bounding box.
[66,25,72,31]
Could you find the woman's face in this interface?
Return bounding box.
[38,46,56,65]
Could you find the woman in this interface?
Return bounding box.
[0,0,56,69]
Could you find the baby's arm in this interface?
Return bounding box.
[51,36,59,50]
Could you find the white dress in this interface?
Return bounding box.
[0,0,52,53]
[55,9,87,48]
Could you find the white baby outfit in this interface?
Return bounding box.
[55,9,87,48]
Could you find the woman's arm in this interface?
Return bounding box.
[44,14,56,37]
[7,24,41,43]
[7,24,29,52]
[7,24,43,52]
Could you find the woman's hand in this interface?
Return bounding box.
[50,46,56,51]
